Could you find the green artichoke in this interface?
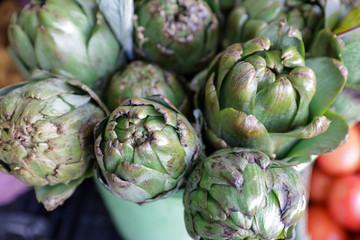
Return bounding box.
[95,97,201,204]
[0,75,107,210]
[184,148,306,240]
[105,61,189,113]
[199,21,348,160]
[8,0,121,89]
[133,0,219,75]
[222,0,323,48]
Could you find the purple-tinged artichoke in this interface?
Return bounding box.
[133,0,219,75]
[0,74,107,210]
[95,97,201,204]
[184,148,306,240]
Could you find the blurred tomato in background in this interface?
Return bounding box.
[316,125,360,176]
[309,167,333,203]
[308,122,360,239]
[328,175,360,231]
[308,205,349,240]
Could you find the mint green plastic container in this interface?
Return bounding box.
[96,179,192,240]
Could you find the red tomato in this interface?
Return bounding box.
[309,166,333,203]
[316,125,360,176]
[308,205,349,240]
[328,175,360,231]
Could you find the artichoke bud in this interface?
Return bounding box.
[222,0,323,48]
[95,97,201,204]
[133,0,219,75]
[105,61,189,114]
[0,78,107,210]
[8,0,121,89]
[184,148,306,240]
[202,31,327,158]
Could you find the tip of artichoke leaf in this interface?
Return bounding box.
[68,79,110,115]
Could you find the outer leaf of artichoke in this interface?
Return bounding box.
[0,77,107,210]
[94,97,201,204]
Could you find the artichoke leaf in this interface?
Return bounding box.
[342,41,360,86]
[87,12,121,78]
[204,73,222,134]
[241,19,268,44]
[16,7,39,42]
[252,191,285,240]
[98,170,152,204]
[35,172,89,211]
[331,86,360,125]
[242,0,282,22]
[254,76,298,133]
[324,0,342,30]
[34,26,96,86]
[333,2,360,36]
[42,0,91,36]
[218,108,274,155]
[114,162,178,199]
[288,66,316,127]
[8,25,37,70]
[241,37,271,57]
[217,44,243,90]
[309,29,344,59]
[307,57,347,119]
[271,115,330,139]
[338,27,360,45]
[0,81,28,97]
[192,214,236,240]
[219,61,257,115]
[257,20,305,58]
[204,128,228,150]
[223,6,248,45]
[285,111,348,160]
[97,0,133,58]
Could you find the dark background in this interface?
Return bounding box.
[0,178,124,240]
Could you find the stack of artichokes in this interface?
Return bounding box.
[1,0,359,239]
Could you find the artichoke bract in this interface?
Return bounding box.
[105,61,188,113]
[133,0,219,75]
[8,0,121,89]
[222,0,323,48]
[95,97,201,204]
[199,21,346,159]
[184,148,306,240]
[0,76,107,210]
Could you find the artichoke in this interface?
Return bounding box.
[184,148,306,240]
[105,61,189,113]
[222,0,323,48]
[133,0,219,75]
[0,75,107,210]
[95,97,201,204]
[199,21,348,160]
[8,0,122,89]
